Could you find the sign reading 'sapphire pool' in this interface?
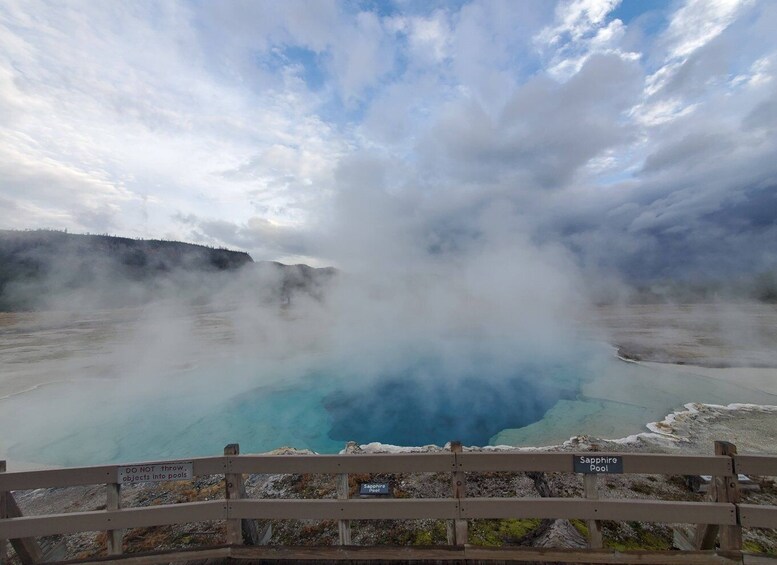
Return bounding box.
[359,482,391,495]
[117,462,193,484]
[574,455,623,474]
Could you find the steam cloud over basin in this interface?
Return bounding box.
[1,344,593,466]
[0,232,599,466]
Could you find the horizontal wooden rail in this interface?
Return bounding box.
[457,452,733,475]
[0,457,226,491]
[460,498,737,524]
[228,453,455,474]
[462,546,744,564]
[0,501,227,539]
[735,455,777,476]
[34,544,747,564]
[230,499,460,520]
[739,504,777,529]
[234,545,744,564]
[1,452,750,492]
[0,497,741,540]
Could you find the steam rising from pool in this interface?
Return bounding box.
[4,350,591,466]
[0,219,601,466]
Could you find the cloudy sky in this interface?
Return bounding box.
[1,0,776,280]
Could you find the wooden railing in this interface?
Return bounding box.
[1,441,776,564]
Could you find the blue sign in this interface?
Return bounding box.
[359,482,391,495]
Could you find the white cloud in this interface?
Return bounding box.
[536,0,621,46]
[327,11,396,102]
[535,0,639,81]
[407,12,452,64]
[630,97,698,126]
[646,0,753,95]
[1,0,777,283]
[664,0,751,60]
[0,0,347,240]
[730,55,774,88]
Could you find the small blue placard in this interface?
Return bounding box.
[359,482,390,496]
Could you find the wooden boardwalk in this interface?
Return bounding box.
[1,441,777,565]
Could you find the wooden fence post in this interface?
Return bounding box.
[1,461,6,565]
[337,473,352,545]
[106,482,122,555]
[716,441,742,551]
[692,440,741,550]
[224,444,262,546]
[5,494,43,564]
[224,443,243,545]
[1,461,43,565]
[584,473,603,549]
[447,441,467,546]
[337,442,352,545]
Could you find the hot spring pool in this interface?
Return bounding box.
[3,346,777,467]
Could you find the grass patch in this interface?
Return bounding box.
[411,521,447,545]
[469,519,542,546]
[604,522,671,551]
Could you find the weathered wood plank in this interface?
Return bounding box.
[0,451,739,492]
[336,472,351,546]
[457,452,573,472]
[460,497,737,524]
[464,546,743,563]
[744,554,777,564]
[0,458,225,492]
[450,442,467,546]
[458,452,732,475]
[739,504,777,529]
[5,493,44,565]
[230,545,465,560]
[735,455,777,477]
[228,453,454,474]
[717,441,743,551]
[106,483,122,555]
[47,546,233,565]
[694,522,720,549]
[0,501,227,539]
[224,444,243,546]
[584,473,603,549]
[26,545,750,565]
[229,498,459,520]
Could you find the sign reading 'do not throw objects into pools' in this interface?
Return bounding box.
[574,455,623,474]
[117,462,193,484]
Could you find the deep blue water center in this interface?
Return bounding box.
[324,372,575,446]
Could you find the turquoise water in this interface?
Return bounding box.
[0,342,589,465]
[4,344,777,467]
[492,358,777,446]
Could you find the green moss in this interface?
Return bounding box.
[469,519,542,546]
[410,521,447,545]
[744,540,769,554]
[570,519,589,537]
[397,520,448,545]
[605,531,671,551]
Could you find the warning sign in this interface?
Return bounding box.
[117,462,193,484]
